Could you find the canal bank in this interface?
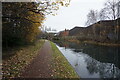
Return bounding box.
[3,40,79,78]
[54,41,120,78]
[53,37,120,47]
[50,41,79,78]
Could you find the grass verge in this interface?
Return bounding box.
[2,39,45,78]
[50,41,79,78]
[84,40,120,47]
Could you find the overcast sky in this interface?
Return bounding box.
[44,0,107,32]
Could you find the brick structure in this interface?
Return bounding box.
[59,29,69,37]
[69,18,120,42]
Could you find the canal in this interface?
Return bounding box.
[54,41,120,78]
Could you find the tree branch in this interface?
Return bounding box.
[2,16,40,23]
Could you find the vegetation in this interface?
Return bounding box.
[68,18,120,46]
[2,0,72,79]
[86,0,120,26]
[83,40,120,47]
[84,0,120,45]
[2,0,71,47]
[50,41,79,78]
[2,2,44,46]
[2,40,45,78]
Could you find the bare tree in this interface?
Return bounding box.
[99,8,111,21]
[85,10,98,26]
[116,0,120,18]
[116,0,120,41]
[85,10,99,39]
[102,0,120,41]
[104,0,118,20]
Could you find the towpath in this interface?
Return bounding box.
[20,40,53,78]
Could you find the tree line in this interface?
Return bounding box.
[85,0,120,42]
[2,0,70,47]
[86,0,120,26]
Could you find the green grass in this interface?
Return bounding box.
[3,39,45,78]
[50,41,79,78]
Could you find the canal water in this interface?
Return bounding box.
[54,42,120,78]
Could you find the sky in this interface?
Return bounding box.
[44,0,107,32]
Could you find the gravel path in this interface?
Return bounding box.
[20,40,53,78]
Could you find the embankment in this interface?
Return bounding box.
[3,40,45,78]
[50,41,79,78]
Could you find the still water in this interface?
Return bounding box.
[54,42,120,78]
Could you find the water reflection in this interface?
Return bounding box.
[54,41,120,78]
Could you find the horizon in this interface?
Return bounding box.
[46,17,120,33]
[44,0,107,32]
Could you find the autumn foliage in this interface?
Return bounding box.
[2,0,70,47]
[2,2,45,46]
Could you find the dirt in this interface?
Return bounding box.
[20,40,53,78]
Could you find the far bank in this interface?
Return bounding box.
[53,18,120,47]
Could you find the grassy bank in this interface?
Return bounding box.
[3,40,45,78]
[54,38,120,47]
[50,41,79,78]
[84,40,120,47]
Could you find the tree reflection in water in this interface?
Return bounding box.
[54,41,120,78]
[85,55,120,78]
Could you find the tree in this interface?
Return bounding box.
[2,2,44,46]
[2,0,71,47]
[101,0,119,19]
[98,8,110,21]
[98,0,120,21]
[85,10,98,26]
[104,0,118,20]
[116,1,120,18]
[104,0,120,41]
